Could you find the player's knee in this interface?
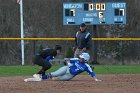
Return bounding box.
[47,63,52,69]
[45,63,52,70]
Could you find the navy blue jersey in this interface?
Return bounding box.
[75,30,92,50]
[36,48,56,61]
[69,58,95,77]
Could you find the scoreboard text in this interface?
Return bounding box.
[63,2,126,25]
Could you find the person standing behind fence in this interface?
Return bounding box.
[73,23,92,58]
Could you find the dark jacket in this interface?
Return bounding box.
[75,30,92,50]
[36,48,57,60]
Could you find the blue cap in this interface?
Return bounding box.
[80,23,86,27]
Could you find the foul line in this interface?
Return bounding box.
[0,38,140,41]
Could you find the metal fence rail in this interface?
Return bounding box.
[0,38,140,41]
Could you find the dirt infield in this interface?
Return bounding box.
[0,74,140,93]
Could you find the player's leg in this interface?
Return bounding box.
[52,73,74,81]
[33,56,52,76]
[74,48,82,58]
[33,55,44,66]
[43,61,52,75]
[35,61,46,76]
[33,56,44,77]
[52,66,75,80]
[37,61,52,76]
[42,66,68,79]
[74,48,79,58]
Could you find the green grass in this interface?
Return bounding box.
[91,65,140,74]
[0,65,62,76]
[0,65,140,76]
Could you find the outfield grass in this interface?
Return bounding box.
[93,65,140,74]
[0,65,140,76]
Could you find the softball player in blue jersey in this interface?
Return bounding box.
[24,53,101,82]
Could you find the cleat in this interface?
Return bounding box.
[33,74,41,78]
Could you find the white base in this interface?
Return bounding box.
[24,77,42,82]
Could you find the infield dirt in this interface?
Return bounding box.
[0,74,140,93]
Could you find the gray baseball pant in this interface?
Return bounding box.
[51,66,75,81]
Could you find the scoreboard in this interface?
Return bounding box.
[63,2,126,25]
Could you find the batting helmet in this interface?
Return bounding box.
[79,53,90,62]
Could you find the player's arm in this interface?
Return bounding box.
[45,56,54,61]
[64,58,79,66]
[85,33,92,50]
[85,64,102,82]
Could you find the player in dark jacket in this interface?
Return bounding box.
[33,45,62,77]
[74,23,92,58]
